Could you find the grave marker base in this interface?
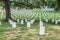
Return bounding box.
[40,27,45,35]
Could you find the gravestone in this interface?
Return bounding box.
[12,22,16,28]
[27,21,31,27]
[45,19,48,22]
[17,19,20,22]
[40,19,43,27]
[31,19,35,24]
[57,19,60,22]
[21,19,24,24]
[55,20,58,24]
[9,19,13,24]
[40,27,45,35]
[52,19,54,23]
[39,19,45,35]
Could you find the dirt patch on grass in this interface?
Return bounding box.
[28,29,38,34]
[56,36,60,40]
[53,26,60,29]
[45,31,56,36]
[5,28,39,40]
[5,29,22,40]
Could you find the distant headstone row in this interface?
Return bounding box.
[0,7,60,36]
[8,19,45,35]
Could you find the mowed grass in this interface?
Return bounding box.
[0,20,60,40]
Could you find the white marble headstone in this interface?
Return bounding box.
[12,22,16,28]
[27,21,31,27]
[17,19,19,22]
[31,19,35,24]
[9,19,13,24]
[39,27,45,35]
[21,20,24,24]
[55,20,58,24]
[52,19,54,23]
[57,19,60,22]
[40,20,43,27]
[39,19,45,35]
[45,19,48,22]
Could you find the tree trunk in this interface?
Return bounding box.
[4,0,12,21]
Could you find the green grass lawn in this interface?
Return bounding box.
[0,20,60,40]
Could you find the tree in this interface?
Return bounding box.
[55,0,60,11]
[3,0,12,21]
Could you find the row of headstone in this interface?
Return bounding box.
[41,9,60,25]
[9,19,45,35]
[21,19,35,27]
[41,10,50,23]
[9,19,35,28]
[42,7,54,12]
[55,19,60,25]
[11,8,34,19]
[11,8,56,24]
[10,8,60,26]
[43,18,60,25]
